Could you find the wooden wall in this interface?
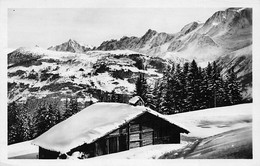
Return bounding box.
[91,112,182,157]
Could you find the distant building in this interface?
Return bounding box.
[129,96,144,106]
[32,102,189,159]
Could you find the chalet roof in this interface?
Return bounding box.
[32,102,188,153]
[129,96,144,105]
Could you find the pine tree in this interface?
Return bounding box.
[135,73,148,104]
[145,83,154,109]
[204,62,214,108]
[111,90,117,102]
[19,103,33,141]
[152,79,163,113]
[8,102,24,144]
[173,64,183,113]
[226,67,242,105]
[223,79,231,106]
[47,104,61,128]
[33,106,48,137]
[34,103,62,137]
[63,98,79,120]
[186,60,200,111]
[196,67,207,109]
[211,61,220,107]
[181,62,189,112]
[161,64,176,114]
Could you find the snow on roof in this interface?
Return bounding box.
[32,102,188,153]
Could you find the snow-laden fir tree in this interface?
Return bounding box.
[8,102,24,144]
[145,82,154,109]
[152,79,163,113]
[226,67,242,105]
[63,98,79,120]
[211,61,224,107]
[186,60,200,111]
[135,73,148,104]
[34,103,61,137]
[174,64,186,113]
[161,64,176,114]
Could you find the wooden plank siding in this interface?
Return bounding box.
[91,112,181,156]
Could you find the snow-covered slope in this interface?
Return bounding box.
[95,7,252,98]
[7,47,163,103]
[216,45,252,100]
[167,103,252,138]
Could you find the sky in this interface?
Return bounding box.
[8,8,225,49]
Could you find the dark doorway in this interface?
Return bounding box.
[109,137,117,154]
[119,134,127,151]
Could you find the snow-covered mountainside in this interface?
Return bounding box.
[96,7,252,99]
[7,8,252,103]
[97,8,251,63]
[48,39,94,53]
[8,47,164,103]
[216,45,252,99]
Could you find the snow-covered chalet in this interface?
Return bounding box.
[32,101,189,159]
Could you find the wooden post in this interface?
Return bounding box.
[152,131,154,145]
[139,123,142,147]
[106,138,109,154]
[116,136,119,152]
[94,142,97,156]
[127,123,130,150]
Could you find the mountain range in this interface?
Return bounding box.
[7,7,252,103]
[97,8,251,63]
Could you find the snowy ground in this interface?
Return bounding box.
[186,126,252,159]
[8,141,38,159]
[93,142,190,159]
[167,103,252,138]
[7,103,252,159]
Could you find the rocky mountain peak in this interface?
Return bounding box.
[180,21,199,35]
[144,29,157,36]
[48,39,92,53]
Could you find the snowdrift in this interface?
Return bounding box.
[167,103,252,138]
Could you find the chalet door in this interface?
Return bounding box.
[109,137,117,154]
[119,134,127,151]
